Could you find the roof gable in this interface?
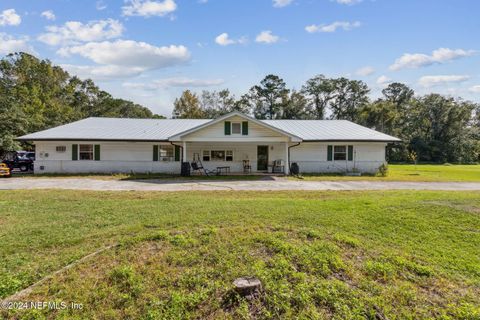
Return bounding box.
[168,111,303,142]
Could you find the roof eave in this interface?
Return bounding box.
[302,139,401,143]
[16,137,170,142]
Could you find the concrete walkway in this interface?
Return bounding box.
[1,177,480,191]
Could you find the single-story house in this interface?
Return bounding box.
[17,111,400,175]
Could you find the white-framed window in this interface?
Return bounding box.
[231,122,241,135]
[56,146,66,153]
[159,145,174,161]
[202,150,233,161]
[202,150,210,161]
[333,145,347,161]
[226,150,233,161]
[79,144,94,160]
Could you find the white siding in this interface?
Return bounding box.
[32,140,387,174]
[33,141,180,174]
[290,142,386,174]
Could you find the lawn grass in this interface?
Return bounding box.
[295,164,480,182]
[0,190,479,319]
[14,172,265,181]
[13,173,265,181]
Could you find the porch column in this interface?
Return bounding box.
[284,142,289,175]
[182,141,187,162]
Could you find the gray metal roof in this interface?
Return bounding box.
[18,116,400,142]
[263,120,400,142]
[18,117,210,141]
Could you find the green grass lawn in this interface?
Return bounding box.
[1,190,479,319]
[296,164,480,182]
[15,172,265,181]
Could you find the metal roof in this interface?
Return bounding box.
[18,116,400,142]
[264,120,400,142]
[18,117,210,141]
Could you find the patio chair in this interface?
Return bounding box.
[243,160,252,173]
[272,160,285,173]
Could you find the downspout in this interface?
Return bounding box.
[288,142,301,173]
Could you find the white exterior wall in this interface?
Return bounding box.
[33,141,181,174]
[290,142,387,174]
[33,140,386,174]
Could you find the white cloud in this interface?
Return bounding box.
[96,0,107,10]
[355,66,375,76]
[57,40,190,72]
[376,75,392,85]
[0,9,21,26]
[468,85,480,93]
[215,33,247,46]
[273,0,293,8]
[124,77,225,90]
[305,21,361,33]
[41,10,55,21]
[122,0,177,17]
[334,0,362,4]
[0,33,36,55]
[418,75,470,87]
[61,64,145,80]
[38,19,124,46]
[390,48,475,71]
[255,30,280,44]
[215,33,235,46]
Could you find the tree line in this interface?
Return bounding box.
[0,53,163,155]
[173,74,480,163]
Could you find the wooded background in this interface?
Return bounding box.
[1,53,479,163]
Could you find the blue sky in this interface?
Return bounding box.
[0,0,479,116]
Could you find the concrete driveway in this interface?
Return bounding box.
[1,177,480,191]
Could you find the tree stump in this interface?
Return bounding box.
[233,277,262,300]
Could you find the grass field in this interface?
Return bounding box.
[295,164,480,182]
[1,190,480,319]
[15,172,265,181]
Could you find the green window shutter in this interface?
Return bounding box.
[174,145,181,161]
[94,145,101,161]
[72,144,78,161]
[153,145,159,161]
[224,121,231,135]
[242,121,248,135]
[327,145,333,161]
[348,145,353,161]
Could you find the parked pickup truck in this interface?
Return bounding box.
[2,151,34,172]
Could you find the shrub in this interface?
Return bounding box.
[377,163,388,177]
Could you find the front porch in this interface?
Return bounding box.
[179,142,291,175]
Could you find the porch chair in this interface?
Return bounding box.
[242,160,252,173]
[272,159,285,173]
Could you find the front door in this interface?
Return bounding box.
[257,145,269,171]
